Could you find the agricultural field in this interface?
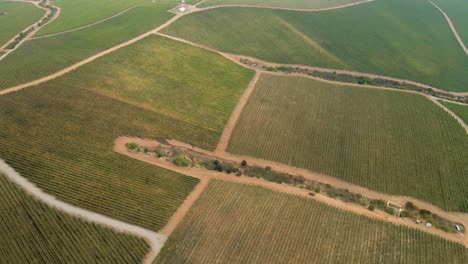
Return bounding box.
[199,0,361,9]
[64,35,254,133]
[156,180,468,263]
[0,1,44,45]
[431,0,468,44]
[164,0,468,91]
[0,174,149,263]
[0,2,175,90]
[0,76,207,230]
[228,74,468,211]
[440,101,468,124]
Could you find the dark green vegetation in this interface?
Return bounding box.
[432,0,468,44]
[0,1,44,45]
[0,174,149,263]
[199,0,359,8]
[65,35,254,133]
[164,0,468,91]
[440,101,468,124]
[228,74,468,211]
[156,180,468,263]
[0,2,175,90]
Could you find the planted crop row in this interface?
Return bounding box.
[156,180,468,263]
[228,74,468,211]
[0,2,175,90]
[0,1,45,45]
[0,174,149,263]
[0,77,209,230]
[199,0,360,9]
[440,101,468,124]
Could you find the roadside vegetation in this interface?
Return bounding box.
[0,1,44,46]
[0,174,150,263]
[164,0,468,91]
[156,180,468,263]
[0,2,175,90]
[228,74,468,211]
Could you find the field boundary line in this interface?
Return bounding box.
[428,96,468,133]
[196,0,374,12]
[30,1,152,40]
[114,136,468,247]
[215,72,260,153]
[428,0,468,56]
[0,0,61,61]
[0,159,167,264]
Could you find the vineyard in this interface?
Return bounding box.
[440,101,468,124]
[431,0,467,44]
[0,2,175,90]
[64,34,254,133]
[164,0,468,91]
[0,1,44,45]
[198,0,361,9]
[0,174,149,263]
[228,74,468,211]
[156,180,468,263]
[0,76,209,230]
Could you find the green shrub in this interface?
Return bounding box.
[173,155,191,167]
[155,145,163,157]
[314,186,321,193]
[385,207,396,215]
[125,142,138,150]
[368,205,375,211]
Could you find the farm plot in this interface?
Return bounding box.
[0,2,174,90]
[431,0,468,45]
[164,0,468,91]
[0,174,149,263]
[199,0,363,9]
[0,1,44,45]
[228,74,468,211]
[156,180,468,263]
[440,101,468,124]
[64,35,254,133]
[0,76,209,231]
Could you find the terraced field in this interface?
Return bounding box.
[228,74,468,211]
[65,35,254,132]
[431,0,468,44]
[0,2,174,90]
[164,0,468,91]
[0,1,44,45]
[156,180,468,263]
[199,0,363,9]
[0,174,149,263]
[440,101,468,124]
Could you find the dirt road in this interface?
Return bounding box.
[0,159,167,264]
[114,136,468,247]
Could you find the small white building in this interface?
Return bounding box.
[178,6,186,12]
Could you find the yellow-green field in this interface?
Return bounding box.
[156,180,468,263]
[0,1,44,45]
[199,0,361,8]
[228,74,468,211]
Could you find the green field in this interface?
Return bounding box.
[440,101,468,124]
[432,0,468,44]
[0,33,253,230]
[0,174,149,263]
[65,35,254,133]
[0,1,44,45]
[156,180,468,263]
[0,2,174,90]
[199,0,361,8]
[228,74,468,211]
[36,0,151,36]
[164,0,468,91]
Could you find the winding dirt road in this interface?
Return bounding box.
[428,0,468,56]
[0,159,167,264]
[114,136,468,247]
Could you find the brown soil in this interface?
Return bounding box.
[115,136,468,247]
[216,72,260,152]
